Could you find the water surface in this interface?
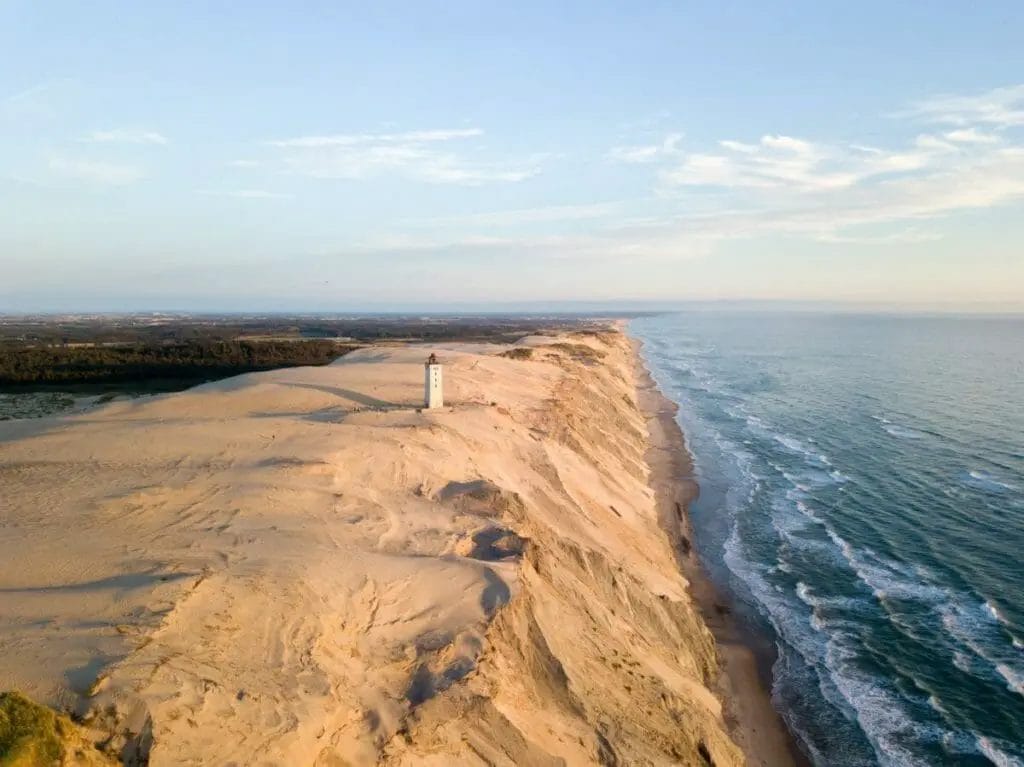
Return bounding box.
[632,312,1024,766]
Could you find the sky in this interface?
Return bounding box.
[2,1,1023,312]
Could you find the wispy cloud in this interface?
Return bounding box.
[900,83,1024,128]
[48,156,144,185]
[264,127,541,185]
[607,133,683,163]
[658,133,942,191]
[363,85,1024,264]
[82,129,168,145]
[1,78,76,121]
[227,159,260,168]
[599,85,1024,252]
[402,202,621,228]
[197,189,292,199]
[264,128,483,148]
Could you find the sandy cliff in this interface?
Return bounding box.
[0,330,743,766]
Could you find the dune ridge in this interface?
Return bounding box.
[0,329,744,765]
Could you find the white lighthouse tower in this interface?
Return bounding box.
[424,353,443,409]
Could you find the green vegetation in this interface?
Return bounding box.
[0,691,65,766]
[0,340,359,387]
[546,342,607,364]
[499,347,534,360]
[0,692,116,767]
[0,315,622,389]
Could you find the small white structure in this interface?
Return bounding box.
[424,353,443,409]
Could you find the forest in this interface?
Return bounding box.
[0,314,602,388]
[0,340,359,387]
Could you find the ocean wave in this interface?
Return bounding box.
[633,318,1024,766]
[821,631,942,767]
[977,736,1024,767]
[723,524,938,767]
[953,651,975,674]
[965,469,1019,493]
[817,522,949,605]
[995,663,1024,696]
[794,580,866,614]
[985,599,1012,626]
[883,423,927,440]
[782,468,839,490]
[940,601,1024,697]
[772,433,833,466]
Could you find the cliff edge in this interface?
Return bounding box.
[0,329,743,766]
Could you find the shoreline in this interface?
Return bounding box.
[630,334,809,767]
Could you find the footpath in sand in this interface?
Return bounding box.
[1,330,752,766]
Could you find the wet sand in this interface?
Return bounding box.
[631,336,809,767]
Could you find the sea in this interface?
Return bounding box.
[631,312,1024,767]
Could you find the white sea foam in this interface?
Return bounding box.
[995,663,1024,696]
[723,522,938,767]
[821,635,935,767]
[927,694,946,715]
[953,651,974,673]
[966,470,1018,492]
[883,423,926,440]
[773,433,832,465]
[977,736,1024,767]
[783,467,838,489]
[821,524,948,604]
[984,600,1009,625]
[796,581,815,604]
[941,601,1024,698]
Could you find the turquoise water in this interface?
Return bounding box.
[632,312,1024,767]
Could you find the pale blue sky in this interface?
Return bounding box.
[2,1,1023,311]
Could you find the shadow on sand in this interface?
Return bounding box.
[281,381,401,409]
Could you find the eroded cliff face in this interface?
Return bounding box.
[0,330,742,766]
[380,332,742,767]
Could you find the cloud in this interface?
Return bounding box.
[943,128,1000,144]
[658,133,947,191]
[607,133,683,163]
[197,189,292,199]
[1,78,77,122]
[264,128,483,148]
[264,128,540,185]
[900,83,1024,128]
[82,129,168,145]
[401,202,621,228]
[48,156,144,185]
[597,84,1024,255]
[227,159,260,168]
[374,86,1024,264]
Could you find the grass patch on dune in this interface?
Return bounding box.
[545,343,607,364]
[499,347,534,360]
[0,691,63,766]
[0,691,115,767]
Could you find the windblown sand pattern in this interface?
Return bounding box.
[0,331,743,766]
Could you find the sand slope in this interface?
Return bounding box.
[0,331,743,766]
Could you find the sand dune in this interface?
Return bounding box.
[0,331,746,765]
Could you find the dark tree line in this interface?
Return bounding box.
[0,340,359,387]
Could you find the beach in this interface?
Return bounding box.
[632,337,805,767]
[0,327,793,765]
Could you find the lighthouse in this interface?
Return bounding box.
[424,353,443,409]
